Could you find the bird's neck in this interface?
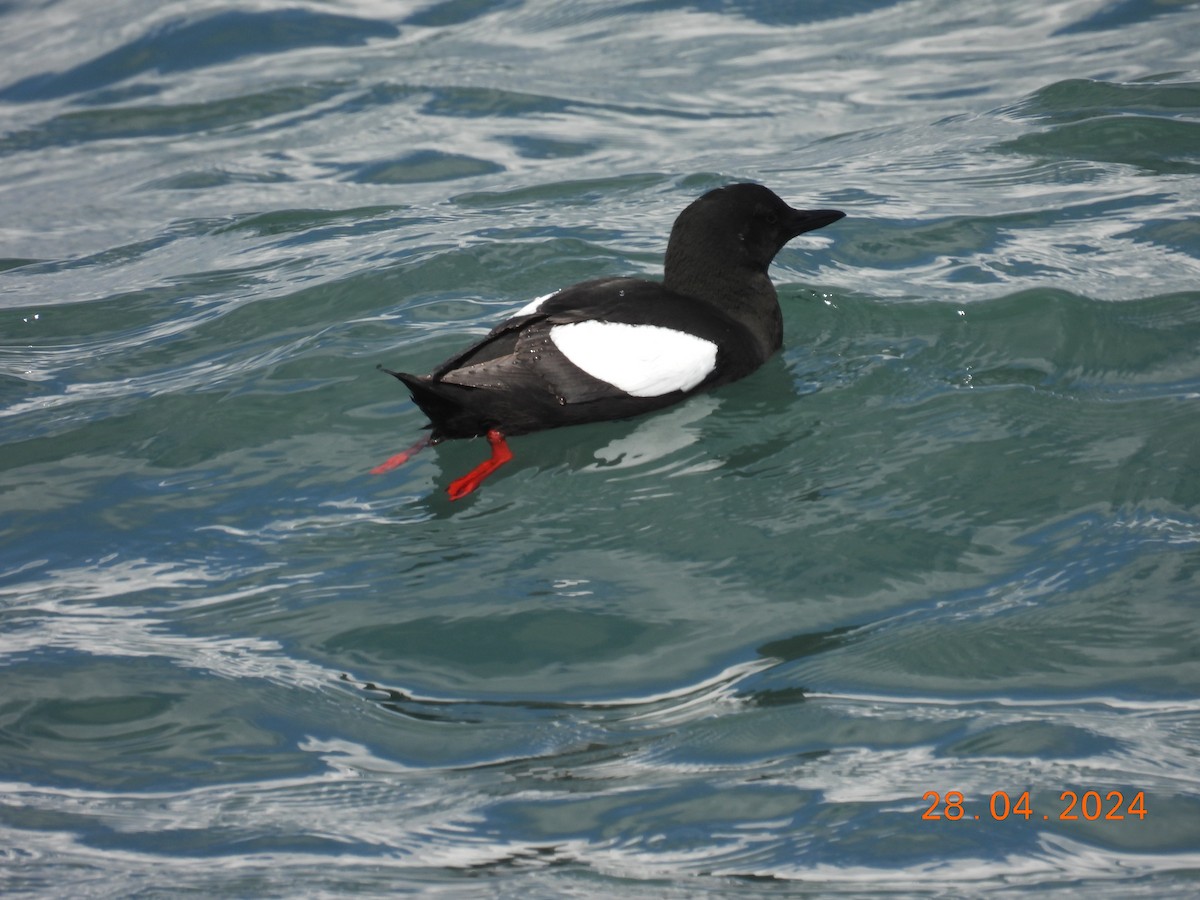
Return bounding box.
[663,250,783,360]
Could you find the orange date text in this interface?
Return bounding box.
[921,790,1146,822]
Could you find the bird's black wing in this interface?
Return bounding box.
[437,277,754,400]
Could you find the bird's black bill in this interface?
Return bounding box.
[788,208,846,236]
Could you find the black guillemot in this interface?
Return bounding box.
[373,182,844,498]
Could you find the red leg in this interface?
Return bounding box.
[371,434,432,474]
[447,429,513,500]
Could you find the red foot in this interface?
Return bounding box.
[371,434,432,474]
[447,429,513,500]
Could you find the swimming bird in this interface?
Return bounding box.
[373,182,844,499]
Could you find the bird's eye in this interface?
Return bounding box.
[764,212,778,225]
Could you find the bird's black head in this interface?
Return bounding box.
[661,183,844,360]
[666,182,845,276]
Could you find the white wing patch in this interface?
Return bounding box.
[512,291,558,318]
[549,321,718,397]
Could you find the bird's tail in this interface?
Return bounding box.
[380,367,456,425]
